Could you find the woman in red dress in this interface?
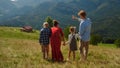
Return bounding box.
[50,20,65,62]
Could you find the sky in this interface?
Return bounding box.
[11,0,17,2]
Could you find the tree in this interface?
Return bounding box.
[90,34,102,45]
[45,16,53,28]
[114,39,120,48]
[102,38,115,44]
[63,26,70,39]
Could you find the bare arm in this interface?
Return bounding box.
[62,36,65,45]
[72,15,79,20]
[60,28,66,46]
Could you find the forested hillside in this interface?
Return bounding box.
[0,0,120,39]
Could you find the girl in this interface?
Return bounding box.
[66,26,79,61]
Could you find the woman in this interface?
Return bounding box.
[50,20,65,62]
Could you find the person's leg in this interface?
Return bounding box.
[44,46,47,59]
[41,45,44,52]
[73,51,75,61]
[80,40,84,60]
[84,41,89,60]
[67,50,71,60]
[44,45,49,59]
[46,45,49,59]
[41,45,44,59]
[42,46,45,59]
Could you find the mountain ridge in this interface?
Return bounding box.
[0,0,120,39]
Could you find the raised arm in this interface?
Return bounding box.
[72,15,78,20]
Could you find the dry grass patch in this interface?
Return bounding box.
[0,38,120,68]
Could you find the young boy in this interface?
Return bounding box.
[66,26,79,61]
[39,22,51,59]
[72,10,92,61]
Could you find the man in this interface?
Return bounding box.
[72,10,92,61]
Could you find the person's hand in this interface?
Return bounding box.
[62,41,65,46]
[72,15,75,19]
[72,15,78,20]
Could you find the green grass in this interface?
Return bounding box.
[0,26,39,40]
[0,27,120,68]
[98,43,117,48]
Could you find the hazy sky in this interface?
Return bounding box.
[11,0,17,2]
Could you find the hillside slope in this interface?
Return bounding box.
[0,27,120,68]
[0,27,39,40]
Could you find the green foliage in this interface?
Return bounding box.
[114,39,120,48]
[102,38,115,44]
[63,26,70,39]
[45,16,53,28]
[90,34,102,45]
[98,43,116,48]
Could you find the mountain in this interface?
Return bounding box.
[0,0,16,12]
[0,0,120,39]
[0,0,17,20]
[12,0,48,8]
[0,0,67,21]
[90,0,120,39]
[0,0,35,21]
[11,0,69,8]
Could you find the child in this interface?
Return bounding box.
[66,26,79,61]
[39,22,51,59]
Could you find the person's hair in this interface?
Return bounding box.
[53,20,59,26]
[43,22,49,28]
[69,26,75,33]
[78,10,86,18]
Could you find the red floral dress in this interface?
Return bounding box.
[50,26,64,62]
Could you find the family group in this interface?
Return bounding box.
[39,10,92,62]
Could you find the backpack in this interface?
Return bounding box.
[69,34,77,46]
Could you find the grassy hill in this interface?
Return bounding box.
[0,27,120,68]
[0,27,39,40]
